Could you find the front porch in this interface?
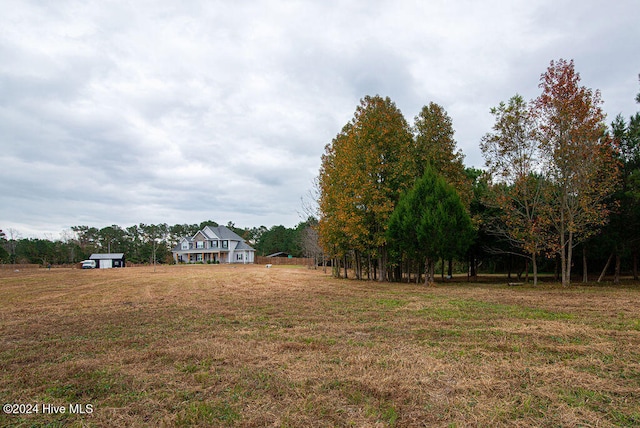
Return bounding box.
[175,251,229,264]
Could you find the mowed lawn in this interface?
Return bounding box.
[1,265,639,427]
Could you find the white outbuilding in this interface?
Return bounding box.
[89,253,126,269]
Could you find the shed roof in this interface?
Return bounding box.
[89,253,125,260]
[266,252,289,257]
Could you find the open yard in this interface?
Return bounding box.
[0,265,639,427]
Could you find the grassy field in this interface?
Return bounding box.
[0,265,639,427]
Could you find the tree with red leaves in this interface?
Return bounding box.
[534,59,620,286]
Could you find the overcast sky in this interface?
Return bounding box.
[1,0,639,238]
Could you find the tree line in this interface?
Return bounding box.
[319,59,640,286]
[3,59,638,284]
[0,220,316,266]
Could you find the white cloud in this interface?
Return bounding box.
[1,0,639,237]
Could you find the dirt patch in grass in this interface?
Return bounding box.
[1,265,639,426]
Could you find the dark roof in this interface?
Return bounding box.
[200,225,245,241]
[172,226,256,252]
[266,252,289,257]
[236,241,256,251]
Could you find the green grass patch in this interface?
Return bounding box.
[175,400,240,426]
[375,298,406,309]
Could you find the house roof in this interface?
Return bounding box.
[196,225,242,241]
[90,253,125,260]
[236,241,256,251]
[173,226,255,252]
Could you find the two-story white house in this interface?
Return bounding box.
[172,225,255,264]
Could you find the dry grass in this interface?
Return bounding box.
[0,265,639,427]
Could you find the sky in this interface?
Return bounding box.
[1,0,639,239]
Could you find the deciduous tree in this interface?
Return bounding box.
[534,59,620,286]
[3,228,21,263]
[481,94,547,285]
[0,229,9,263]
[71,226,98,256]
[319,95,414,280]
[140,223,169,271]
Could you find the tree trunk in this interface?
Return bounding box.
[424,257,436,286]
[469,253,476,281]
[598,253,614,283]
[378,246,386,282]
[424,257,429,286]
[560,232,568,286]
[532,253,538,286]
[448,258,453,278]
[343,254,348,279]
[582,246,588,283]
[353,251,358,280]
[429,259,435,285]
[565,230,574,286]
[614,252,621,284]
[558,198,569,285]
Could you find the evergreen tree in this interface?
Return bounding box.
[387,167,475,285]
[414,102,471,206]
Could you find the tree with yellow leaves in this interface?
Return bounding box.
[318,95,414,280]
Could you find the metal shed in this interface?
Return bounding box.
[89,253,126,269]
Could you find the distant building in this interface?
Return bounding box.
[172,225,255,264]
[266,252,291,258]
[89,253,126,268]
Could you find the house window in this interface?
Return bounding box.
[181,242,188,250]
[196,254,203,262]
[222,240,228,249]
[236,253,243,261]
[196,241,204,249]
[210,240,218,248]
